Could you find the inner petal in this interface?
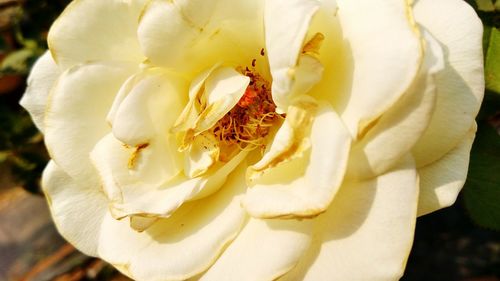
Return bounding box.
[175,65,284,178]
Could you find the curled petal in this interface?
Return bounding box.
[417,124,476,216]
[44,61,136,183]
[97,165,249,281]
[280,157,419,281]
[19,51,60,133]
[322,0,423,138]
[346,29,444,180]
[200,218,313,281]
[48,0,146,69]
[412,0,484,167]
[243,102,351,218]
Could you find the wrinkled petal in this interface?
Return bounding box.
[42,161,106,256]
[97,165,248,281]
[412,0,484,166]
[48,0,146,69]
[417,124,476,216]
[243,102,351,218]
[201,218,313,281]
[139,0,265,73]
[346,29,444,179]
[193,67,250,133]
[319,0,423,138]
[44,61,136,183]
[264,0,322,112]
[280,157,419,281]
[111,68,187,148]
[91,134,248,219]
[19,51,60,133]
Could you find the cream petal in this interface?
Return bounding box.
[185,132,220,178]
[48,0,146,69]
[42,161,106,256]
[44,61,136,183]
[97,165,248,281]
[129,216,158,233]
[138,0,204,69]
[19,51,60,133]
[417,124,476,216]
[200,218,313,281]
[346,29,444,180]
[329,0,422,138]
[193,67,250,133]
[264,0,321,112]
[172,65,221,133]
[280,157,419,281]
[91,134,247,219]
[412,0,484,167]
[243,103,351,218]
[139,0,265,73]
[111,69,188,147]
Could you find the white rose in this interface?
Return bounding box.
[20,0,484,280]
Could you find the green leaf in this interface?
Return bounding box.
[483,25,492,55]
[463,121,500,230]
[476,0,495,11]
[485,27,500,94]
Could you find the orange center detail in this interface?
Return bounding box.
[211,68,283,150]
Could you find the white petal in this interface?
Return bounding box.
[139,0,266,73]
[44,62,136,183]
[326,0,423,138]
[42,161,106,256]
[138,0,204,69]
[20,51,60,133]
[264,0,321,112]
[112,69,188,147]
[194,67,250,133]
[48,0,146,69]
[97,165,248,281]
[417,124,476,216]
[201,218,313,281]
[346,29,444,180]
[281,157,419,281]
[91,134,247,219]
[243,103,351,218]
[412,0,484,166]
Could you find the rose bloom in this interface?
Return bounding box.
[20,0,483,280]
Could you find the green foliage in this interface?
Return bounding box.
[464,118,500,231]
[485,27,500,93]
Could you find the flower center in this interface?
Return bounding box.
[211,68,283,152]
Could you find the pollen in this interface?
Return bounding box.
[210,68,283,151]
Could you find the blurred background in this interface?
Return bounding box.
[0,0,498,280]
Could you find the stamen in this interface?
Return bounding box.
[210,69,283,152]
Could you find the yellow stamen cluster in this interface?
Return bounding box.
[210,68,283,151]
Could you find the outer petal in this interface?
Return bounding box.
[44,62,136,183]
[19,51,60,133]
[48,0,146,69]
[280,157,419,281]
[346,30,444,180]
[412,0,484,166]
[243,103,351,218]
[42,161,105,256]
[417,124,476,216]
[320,0,423,138]
[200,218,313,281]
[97,165,249,281]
